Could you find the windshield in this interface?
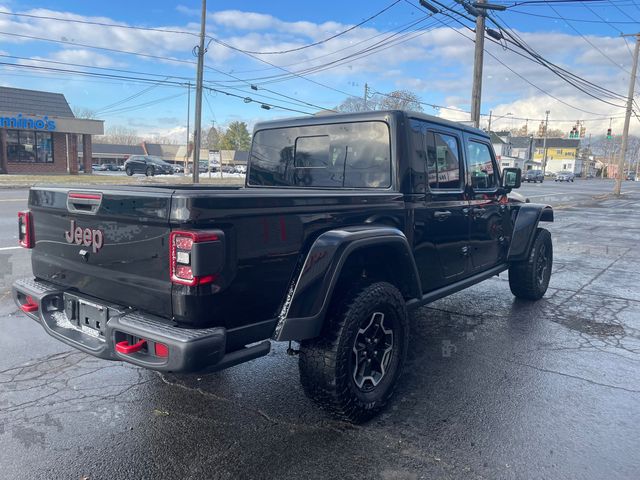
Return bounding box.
[248,121,391,188]
[148,156,168,165]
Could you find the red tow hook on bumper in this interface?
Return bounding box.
[20,296,38,313]
[115,339,147,354]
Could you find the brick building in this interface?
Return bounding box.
[0,87,103,174]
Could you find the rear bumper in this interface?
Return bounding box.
[12,278,269,373]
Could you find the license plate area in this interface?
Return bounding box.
[64,293,108,340]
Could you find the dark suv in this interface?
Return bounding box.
[523,169,544,183]
[124,155,175,176]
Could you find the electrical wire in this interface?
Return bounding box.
[225,0,402,55]
[546,3,632,74]
[0,60,315,115]
[0,10,198,37]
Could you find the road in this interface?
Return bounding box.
[1,181,639,479]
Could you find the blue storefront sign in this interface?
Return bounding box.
[0,113,56,131]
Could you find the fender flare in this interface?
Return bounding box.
[273,225,421,342]
[507,203,554,262]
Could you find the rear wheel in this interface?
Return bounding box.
[298,282,408,423]
[145,166,155,177]
[509,227,553,300]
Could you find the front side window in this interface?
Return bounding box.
[7,130,53,163]
[466,141,497,190]
[426,132,462,190]
[248,121,391,188]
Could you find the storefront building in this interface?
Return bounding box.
[0,87,104,174]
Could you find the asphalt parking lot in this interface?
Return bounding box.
[1,180,639,479]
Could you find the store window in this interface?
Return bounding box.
[7,130,53,163]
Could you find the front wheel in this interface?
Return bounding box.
[509,227,553,300]
[125,167,133,176]
[298,282,409,423]
[145,166,155,177]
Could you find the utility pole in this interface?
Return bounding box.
[487,110,492,132]
[541,110,550,176]
[192,0,207,184]
[185,82,191,175]
[363,83,369,110]
[615,33,640,195]
[470,0,486,128]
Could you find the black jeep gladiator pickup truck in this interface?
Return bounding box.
[13,110,553,422]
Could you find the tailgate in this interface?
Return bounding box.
[28,186,173,318]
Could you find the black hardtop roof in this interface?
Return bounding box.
[253,110,488,138]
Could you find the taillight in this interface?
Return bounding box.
[18,211,34,248]
[169,230,220,286]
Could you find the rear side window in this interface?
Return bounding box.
[248,121,391,188]
[426,132,463,190]
[466,141,497,190]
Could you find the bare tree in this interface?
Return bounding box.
[336,89,423,113]
[336,96,379,112]
[95,125,141,145]
[72,106,97,119]
[377,90,424,112]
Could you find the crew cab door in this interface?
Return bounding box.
[409,119,470,292]
[463,133,509,270]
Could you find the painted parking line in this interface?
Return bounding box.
[0,246,21,251]
[0,199,25,202]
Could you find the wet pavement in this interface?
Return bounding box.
[1,183,639,479]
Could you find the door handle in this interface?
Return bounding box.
[433,210,452,220]
[472,207,486,216]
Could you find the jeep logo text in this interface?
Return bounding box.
[64,220,104,253]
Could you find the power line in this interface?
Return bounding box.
[0,31,335,114]
[0,30,198,68]
[95,79,171,114]
[232,12,434,74]
[227,0,402,55]
[0,10,198,37]
[99,92,188,116]
[0,60,314,116]
[546,3,632,74]
[486,13,629,105]
[507,8,640,23]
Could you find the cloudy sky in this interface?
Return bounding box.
[0,0,638,140]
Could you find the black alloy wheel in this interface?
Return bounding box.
[298,281,408,423]
[351,311,394,392]
[509,227,553,300]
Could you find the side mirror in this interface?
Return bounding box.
[501,167,521,190]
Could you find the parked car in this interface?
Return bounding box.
[92,163,107,171]
[13,110,554,423]
[626,172,636,181]
[124,155,175,176]
[555,171,575,182]
[173,164,184,173]
[523,169,544,183]
[103,164,119,171]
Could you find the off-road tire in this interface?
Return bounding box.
[298,282,409,423]
[145,166,155,177]
[509,227,553,300]
[125,167,133,176]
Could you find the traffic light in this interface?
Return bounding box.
[569,126,578,139]
[606,128,612,139]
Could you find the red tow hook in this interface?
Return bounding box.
[20,296,38,313]
[115,339,147,355]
